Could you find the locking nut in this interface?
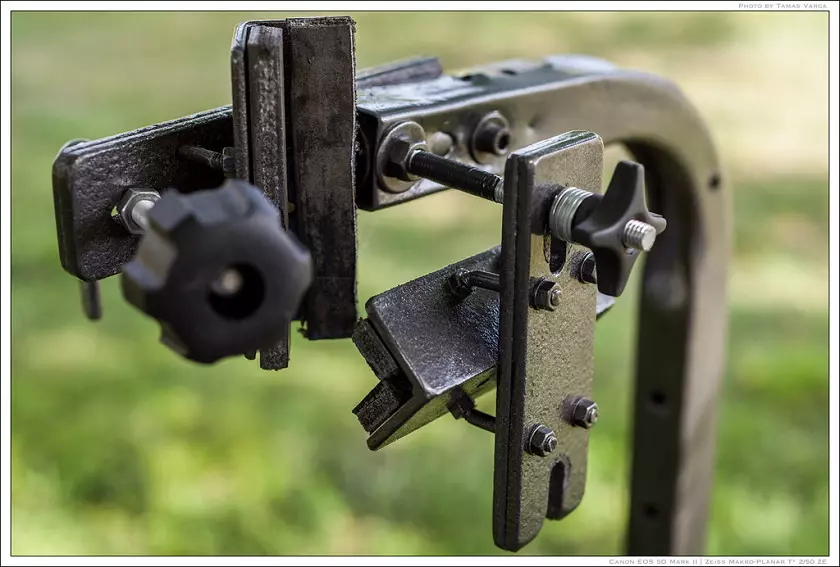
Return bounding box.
[572,398,599,429]
[577,252,597,285]
[376,121,429,194]
[531,278,561,311]
[527,424,557,457]
[385,137,428,181]
[112,188,161,235]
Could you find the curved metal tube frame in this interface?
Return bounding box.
[537,60,730,555]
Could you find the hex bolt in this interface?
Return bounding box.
[531,278,560,311]
[112,188,161,235]
[378,120,505,202]
[622,219,658,252]
[527,424,557,457]
[577,252,597,284]
[571,398,599,429]
[130,199,155,232]
[178,145,236,176]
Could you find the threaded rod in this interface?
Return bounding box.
[407,150,503,203]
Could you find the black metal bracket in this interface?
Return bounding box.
[48,16,729,556]
[494,131,603,550]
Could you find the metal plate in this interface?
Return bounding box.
[231,22,291,369]
[494,131,603,551]
[357,247,502,450]
[52,108,232,281]
[281,17,358,340]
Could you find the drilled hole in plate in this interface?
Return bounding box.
[649,390,667,408]
[208,264,265,320]
[549,238,567,275]
[496,131,511,152]
[642,503,660,519]
[708,172,722,191]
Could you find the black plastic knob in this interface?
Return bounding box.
[571,160,667,297]
[122,179,312,363]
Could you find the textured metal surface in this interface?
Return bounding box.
[357,247,502,450]
[353,239,617,453]
[354,56,613,210]
[231,22,291,369]
[355,56,442,88]
[494,131,603,551]
[49,37,729,553]
[282,17,357,340]
[52,36,436,286]
[52,108,232,281]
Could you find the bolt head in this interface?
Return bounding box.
[528,424,557,457]
[531,278,559,311]
[113,188,160,235]
[572,398,599,429]
[578,252,597,285]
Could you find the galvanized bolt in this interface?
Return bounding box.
[527,424,557,457]
[112,188,161,235]
[577,252,597,284]
[572,398,599,429]
[622,219,658,252]
[531,278,560,311]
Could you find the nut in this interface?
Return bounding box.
[527,424,557,457]
[385,137,428,181]
[577,252,597,285]
[112,188,161,235]
[572,398,599,429]
[376,121,428,194]
[471,111,511,163]
[531,278,559,311]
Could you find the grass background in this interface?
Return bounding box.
[9,11,829,555]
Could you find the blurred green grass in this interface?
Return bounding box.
[10,11,829,555]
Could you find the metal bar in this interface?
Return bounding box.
[283,17,358,340]
[494,131,602,551]
[464,409,496,433]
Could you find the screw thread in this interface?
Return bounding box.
[622,219,658,251]
[549,187,593,242]
[407,150,503,203]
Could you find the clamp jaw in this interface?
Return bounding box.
[50,16,728,555]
